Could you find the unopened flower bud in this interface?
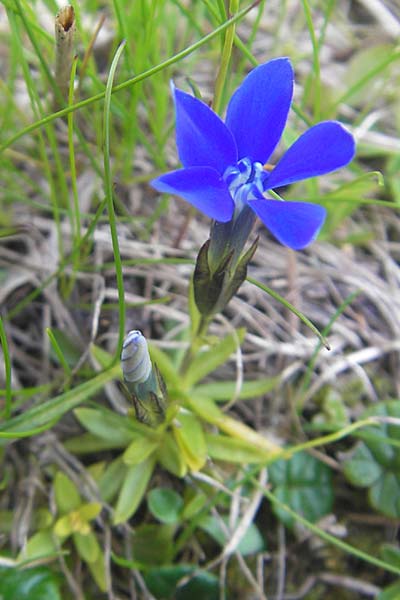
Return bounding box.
[121,330,152,384]
[121,330,167,427]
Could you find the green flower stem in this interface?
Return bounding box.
[179,315,211,376]
[259,484,400,577]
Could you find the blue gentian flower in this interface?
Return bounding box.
[151,58,355,250]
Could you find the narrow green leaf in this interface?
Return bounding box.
[74,407,141,444]
[157,433,188,478]
[18,531,58,563]
[0,364,120,439]
[206,433,269,463]
[173,411,207,472]
[98,457,127,504]
[73,531,100,564]
[54,472,81,514]
[122,436,159,466]
[113,457,155,524]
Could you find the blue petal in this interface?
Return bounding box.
[225,58,294,165]
[173,85,237,174]
[266,121,355,189]
[151,167,234,222]
[248,199,327,249]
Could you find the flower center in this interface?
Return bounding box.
[223,157,267,213]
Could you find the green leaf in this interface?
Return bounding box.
[195,376,279,402]
[74,407,140,445]
[113,457,155,525]
[381,544,400,570]
[122,435,160,466]
[378,580,400,600]
[65,432,130,454]
[343,444,382,487]
[147,488,183,524]
[98,457,127,503]
[0,566,62,600]
[338,44,396,106]
[157,433,187,478]
[54,472,81,514]
[144,565,219,600]
[269,452,333,529]
[79,502,102,522]
[0,364,120,440]
[198,515,265,556]
[47,328,81,368]
[343,400,400,518]
[131,524,175,566]
[205,433,269,463]
[183,328,245,389]
[73,531,100,564]
[173,411,207,472]
[87,550,107,592]
[181,491,207,520]
[18,531,58,563]
[54,515,73,538]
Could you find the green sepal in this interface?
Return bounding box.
[193,239,233,316]
[220,236,258,307]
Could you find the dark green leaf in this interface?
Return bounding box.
[144,565,219,600]
[131,524,174,566]
[148,487,184,524]
[269,451,333,529]
[0,566,61,600]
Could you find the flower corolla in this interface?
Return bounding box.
[151,58,355,249]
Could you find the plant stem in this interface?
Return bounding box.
[179,315,211,375]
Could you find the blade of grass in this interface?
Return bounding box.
[0,1,260,154]
[0,362,121,439]
[103,40,127,363]
[0,318,12,419]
